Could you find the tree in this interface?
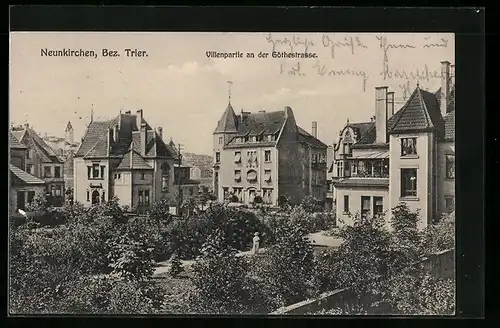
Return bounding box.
[252,213,316,307]
[148,199,173,223]
[424,212,455,254]
[181,195,199,217]
[190,229,249,314]
[300,195,323,213]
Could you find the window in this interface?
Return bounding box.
[401,168,418,197]
[247,151,258,167]
[234,151,241,163]
[234,169,241,182]
[27,164,35,175]
[141,173,145,180]
[215,152,220,163]
[373,197,383,217]
[446,154,455,179]
[27,149,33,159]
[218,136,223,144]
[92,164,100,178]
[43,166,52,178]
[401,138,417,156]
[139,190,144,204]
[233,188,243,202]
[264,169,272,182]
[114,173,121,180]
[337,161,343,177]
[17,191,25,210]
[54,166,61,178]
[343,195,349,213]
[162,175,169,192]
[361,196,371,219]
[100,166,105,178]
[87,166,92,179]
[445,196,455,212]
[265,150,271,162]
[263,188,273,203]
[52,185,62,196]
[27,191,35,205]
[144,190,150,205]
[102,191,106,202]
[223,187,229,200]
[247,169,258,182]
[87,190,90,201]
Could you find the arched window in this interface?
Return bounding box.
[91,190,100,205]
[161,162,170,192]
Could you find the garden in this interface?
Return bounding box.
[9,193,455,315]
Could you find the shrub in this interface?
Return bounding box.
[253,195,263,204]
[300,195,323,213]
[229,195,239,203]
[424,212,455,254]
[148,199,174,223]
[169,253,184,278]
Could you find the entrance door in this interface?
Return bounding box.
[91,190,100,205]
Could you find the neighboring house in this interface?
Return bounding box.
[332,61,455,230]
[190,166,202,180]
[11,124,65,207]
[9,132,46,215]
[213,103,328,206]
[73,109,178,210]
[174,164,200,198]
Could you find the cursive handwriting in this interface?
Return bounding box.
[313,61,368,91]
[422,38,449,48]
[321,34,368,59]
[380,63,441,82]
[266,33,315,53]
[280,61,306,76]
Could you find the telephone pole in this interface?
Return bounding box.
[177,143,184,215]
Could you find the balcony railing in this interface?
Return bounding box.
[353,169,389,178]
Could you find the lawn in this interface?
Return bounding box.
[153,265,196,314]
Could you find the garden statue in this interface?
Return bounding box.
[252,232,260,255]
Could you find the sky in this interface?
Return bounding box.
[10,32,454,155]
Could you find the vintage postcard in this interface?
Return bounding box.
[9,31,455,315]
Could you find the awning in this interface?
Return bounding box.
[350,151,389,160]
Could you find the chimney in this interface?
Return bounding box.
[107,128,113,156]
[113,124,119,143]
[440,61,451,117]
[140,123,147,156]
[375,86,389,144]
[24,123,29,129]
[387,92,395,116]
[125,110,131,114]
[157,126,163,139]
[258,110,266,113]
[312,121,318,139]
[136,109,143,129]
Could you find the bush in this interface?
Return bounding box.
[148,199,174,223]
[300,195,324,213]
[169,253,184,278]
[229,195,239,203]
[424,212,455,254]
[191,229,250,314]
[253,195,263,204]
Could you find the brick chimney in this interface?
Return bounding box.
[136,109,143,129]
[157,126,163,139]
[440,61,451,117]
[312,121,318,139]
[387,91,395,116]
[375,86,388,144]
[140,123,147,156]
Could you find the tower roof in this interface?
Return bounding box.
[65,121,73,132]
[214,102,238,134]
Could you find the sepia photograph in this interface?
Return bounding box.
[9,31,455,316]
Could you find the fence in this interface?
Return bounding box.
[270,248,455,315]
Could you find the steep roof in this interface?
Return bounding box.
[12,126,62,163]
[75,112,173,159]
[389,86,444,135]
[10,164,45,185]
[214,102,238,134]
[116,147,154,170]
[444,110,455,141]
[10,132,27,149]
[297,126,327,148]
[65,121,73,132]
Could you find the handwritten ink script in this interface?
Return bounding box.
[266,33,315,53]
[280,61,368,92]
[321,34,368,59]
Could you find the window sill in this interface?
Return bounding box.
[88,178,104,181]
[399,197,420,201]
[444,177,455,181]
[264,161,272,163]
[400,155,419,159]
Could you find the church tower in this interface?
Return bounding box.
[65,121,74,145]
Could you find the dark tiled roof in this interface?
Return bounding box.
[13,127,62,163]
[444,110,455,141]
[10,132,27,149]
[75,113,172,159]
[214,103,238,133]
[116,147,154,170]
[335,177,389,188]
[389,87,444,136]
[10,164,45,185]
[297,126,327,148]
[64,153,74,175]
